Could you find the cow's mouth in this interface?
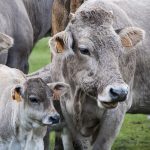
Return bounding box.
[88,92,119,109]
[101,101,118,109]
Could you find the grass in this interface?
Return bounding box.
[113,114,150,150]
[29,38,150,150]
[29,37,50,73]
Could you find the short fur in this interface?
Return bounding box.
[29,0,149,149]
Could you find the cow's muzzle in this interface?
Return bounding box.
[97,84,128,109]
[42,113,60,125]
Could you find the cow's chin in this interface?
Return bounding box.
[97,100,118,109]
[101,101,118,109]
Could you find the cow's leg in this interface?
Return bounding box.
[43,129,50,150]
[61,127,74,150]
[43,129,64,150]
[54,132,64,150]
[61,127,91,150]
[92,105,127,150]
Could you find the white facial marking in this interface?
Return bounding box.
[98,85,112,102]
[98,84,129,103]
[42,115,52,125]
[97,100,105,109]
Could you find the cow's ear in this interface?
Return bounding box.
[11,85,23,102]
[117,27,145,48]
[48,82,70,100]
[0,33,14,51]
[49,31,73,55]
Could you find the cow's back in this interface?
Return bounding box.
[0,65,26,91]
[0,0,33,72]
[0,0,33,45]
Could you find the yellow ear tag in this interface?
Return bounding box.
[53,89,61,101]
[121,36,133,48]
[55,36,65,53]
[12,90,21,102]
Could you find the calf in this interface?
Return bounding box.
[0,65,69,150]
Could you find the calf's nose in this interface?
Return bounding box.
[109,86,128,102]
[48,114,60,124]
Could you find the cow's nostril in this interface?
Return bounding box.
[88,71,94,77]
[49,114,60,124]
[109,87,128,102]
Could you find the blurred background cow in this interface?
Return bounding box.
[0,0,84,73]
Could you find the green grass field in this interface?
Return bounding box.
[29,38,150,150]
[29,38,51,73]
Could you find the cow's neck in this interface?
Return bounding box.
[51,56,105,140]
[51,54,65,82]
[23,0,53,43]
[15,105,46,142]
[0,89,20,141]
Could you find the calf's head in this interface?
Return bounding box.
[50,1,145,109]
[12,78,69,127]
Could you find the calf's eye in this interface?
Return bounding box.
[29,96,39,104]
[79,47,90,56]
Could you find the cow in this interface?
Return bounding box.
[0,0,54,73]
[0,64,70,150]
[29,0,150,149]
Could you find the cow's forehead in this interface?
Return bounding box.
[72,25,114,38]
[72,0,114,27]
[25,78,52,99]
[71,25,119,49]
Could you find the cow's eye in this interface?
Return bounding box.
[29,96,39,104]
[79,47,90,56]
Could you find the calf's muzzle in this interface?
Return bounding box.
[48,113,60,124]
[42,113,60,125]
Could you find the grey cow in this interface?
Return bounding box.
[30,0,149,149]
[0,64,70,150]
[0,0,54,73]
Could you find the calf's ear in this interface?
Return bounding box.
[117,27,145,49]
[48,82,70,100]
[11,85,23,102]
[0,33,14,51]
[49,31,73,55]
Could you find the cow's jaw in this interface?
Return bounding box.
[101,101,118,109]
[97,99,118,109]
[97,93,118,109]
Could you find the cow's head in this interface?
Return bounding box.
[0,33,13,64]
[49,1,145,109]
[12,78,69,127]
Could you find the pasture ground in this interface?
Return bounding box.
[29,38,150,150]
